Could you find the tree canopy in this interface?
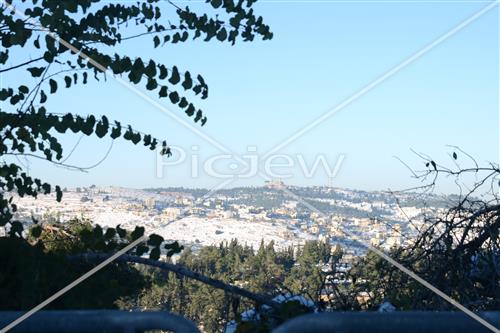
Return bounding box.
[0,0,272,241]
[0,0,274,313]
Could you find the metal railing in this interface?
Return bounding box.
[272,311,500,333]
[0,311,200,333]
[2,310,500,333]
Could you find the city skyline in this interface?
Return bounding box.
[2,1,498,193]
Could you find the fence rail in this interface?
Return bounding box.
[272,311,500,333]
[1,310,499,333]
[0,310,200,333]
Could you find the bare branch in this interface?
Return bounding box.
[0,56,44,73]
[72,253,281,310]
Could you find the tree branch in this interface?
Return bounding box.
[0,56,44,73]
[2,153,89,172]
[72,253,281,310]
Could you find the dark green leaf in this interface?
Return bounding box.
[33,36,40,48]
[136,244,149,256]
[146,78,158,90]
[105,228,116,239]
[169,91,179,104]
[111,122,122,139]
[131,226,145,240]
[148,234,164,247]
[40,90,47,103]
[116,225,127,238]
[158,86,168,97]
[43,51,54,63]
[185,104,195,116]
[181,72,192,90]
[158,65,168,79]
[149,247,161,260]
[30,225,42,238]
[27,66,45,77]
[95,120,108,138]
[64,76,71,88]
[55,185,62,202]
[18,85,29,94]
[9,221,24,236]
[168,66,180,85]
[217,27,227,41]
[49,79,57,93]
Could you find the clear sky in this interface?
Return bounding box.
[2,0,499,193]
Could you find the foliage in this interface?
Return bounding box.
[119,239,329,333]
[348,154,500,311]
[0,219,149,310]
[3,7,497,326]
[0,0,273,316]
[284,240,330,301]
[135,155,500,332]
[0,0,272,251]
[28,218,182,259]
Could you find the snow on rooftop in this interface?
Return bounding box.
[155,217,314,250]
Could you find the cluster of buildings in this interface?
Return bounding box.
[9,184,437,254]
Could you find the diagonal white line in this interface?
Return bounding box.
[0,1,238,158]
[0,5,246,330]
[255,170,500,333]
[0,177,237,333]
[0,4,248,328]
[0,235,146,333]
[261,0,499,160]
[254,4,500,330]
[2,1,499,332]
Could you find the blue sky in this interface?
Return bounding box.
[2,0,499,193]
